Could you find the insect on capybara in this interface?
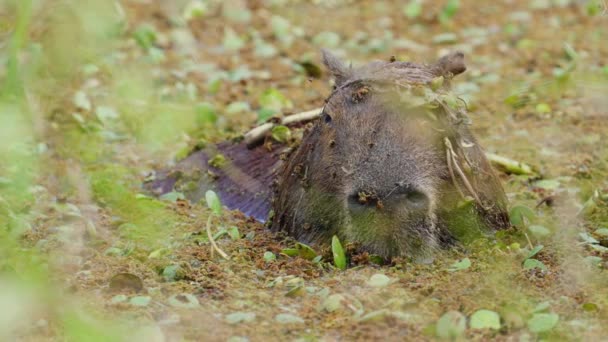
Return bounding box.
[147,50,509,260]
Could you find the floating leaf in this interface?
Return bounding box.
[259,88,292,112]
[271,125,291,143]
[527,313,558,333]
[579,232,599,245]
[528,225,551,239]
[584,256,603,267]
[322,294,346,312]
[404,1,422,18]
[590,244,608,253]
[439,0,460,23]
[274,313,304,324]
[432,33,458,44]
[367,274,391,287]
[470,310,501,330]
[129,296,151,307]
[225,101,250,114]
[331,235,347,270]
[183,1,208,20]
[223,27,245,51]
[257,108,276,123]
[159,191,185,203]
[226,312,256,324]
[133,24,157,50]
[295,242,317,260]
[582,303,598,312]
[509,205,536,227]
[436,311,466,339]
[281,248,299,257]
[525,245,544,260]
[563,42,578,61]
[533,301,551,313]
[448,258,471,272]
[263,251,276,262]
[533,179,560,190]
[162,264,182,282]
[73,91,92,111]
[312,31,341,48]
[205,190,222,216]
[523,258,547,271]
[594,228,608,237]
[110,295,127,304]
[535,103,551,114]
[227,226,240,240]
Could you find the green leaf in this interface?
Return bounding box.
[257,108,276,123]
[331,235,347,270]
[129,296,151,307]
[523,258,547,271]
[263,251,276,262]
[563,43,578,61]
[533,301,551,313]
[404,1,422,19]
[312,31,341,48]
[509,205,536,227]
[259,88,292,112]
[528,225,551,239]
[133,24,157,50]
[535,103,551,114]
[196,103,217,125]
[525,245,544,260]
[295,242,317,260]
[436,311,466,339]
[225,312,256,324]
[439,0,460,23]
[322,294,346,313]
[579,232,599,244]
[527,313,558,333]
[594,228,608,237]
[271,125,291,143]
[367,274,391,287]
[162,264,182,282]
[223,27,245,51]
[208,153,226,168]
[281,248,299,257]
[533,179,560,190]
[205,190,222,216]
[582,303,599,312]
[274,313,304,324]
[432,33,458,44]
[227,226,240,240]
[469,310,501,330]
[159,191,185,203]
[448,257,471,272]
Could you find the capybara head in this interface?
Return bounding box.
[271,51,509,259]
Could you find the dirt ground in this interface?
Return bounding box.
[1,0,608,341]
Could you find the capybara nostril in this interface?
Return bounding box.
[387,187,429,211]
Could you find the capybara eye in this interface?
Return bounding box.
[323,112,333,124]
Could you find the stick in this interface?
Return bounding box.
[206,216,230,260]
[243,107,324,145]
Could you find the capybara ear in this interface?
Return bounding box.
[321,49,352,87]
[433,51,466,77]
